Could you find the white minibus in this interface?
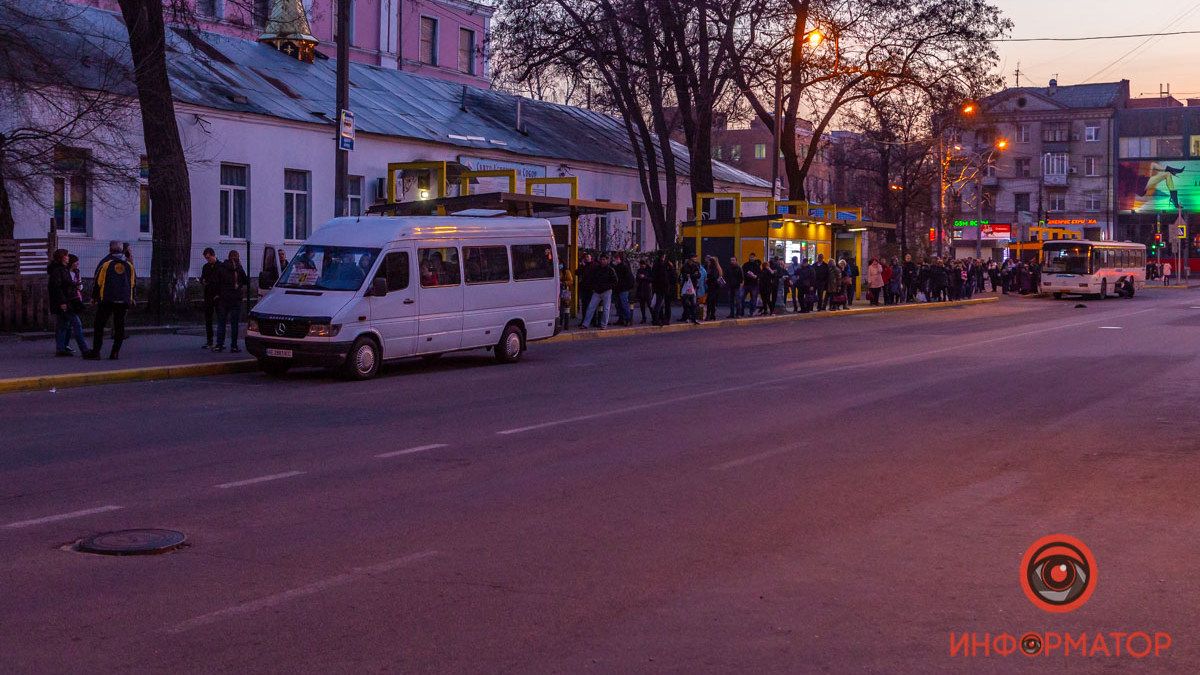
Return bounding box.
[245,215,560,379]
[1039,240,1146,300]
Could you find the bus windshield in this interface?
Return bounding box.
[277,245,381,291]
[1042,244,1091,275]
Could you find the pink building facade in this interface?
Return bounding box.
[75,0,491,87]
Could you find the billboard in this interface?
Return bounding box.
[1118,160,1200,213]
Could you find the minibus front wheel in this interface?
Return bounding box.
[494,323,524,364]
[343,336,381,380]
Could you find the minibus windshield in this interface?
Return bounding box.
[277,245,381,291]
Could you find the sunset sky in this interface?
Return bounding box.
[995,0,1200,97]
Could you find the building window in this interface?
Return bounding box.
[984,163,997,178]
[754,143,767,159]
[347,175,363,216]
[138,156,151,235]
[52,176,88,235]
[458,28,475,75]
[1085,124,1100,142]
[284,169,310,241]
[1015,158,1031,177]
[730,145,741,161]
[1084,157,1100,177]
[420,17,438,65]
[630,202,644,249]
[219,164,248,239]
[1043,123,1069,143]
[1120,136,1184,158]
[1048,193,1067,212]
[1043,152,1069,176]
[1014,192,1031,213]
[1018,124,1030,143]
[1085,192,1102,212]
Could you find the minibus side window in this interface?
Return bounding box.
[418,247,461,287]
[511,243,555,280]
[374,251,410,291]
[464,246,511,283]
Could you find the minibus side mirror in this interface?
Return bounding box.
[369,277,388,297]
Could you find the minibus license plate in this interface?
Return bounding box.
[266,348,293,358]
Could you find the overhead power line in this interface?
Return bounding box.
[995,29,1200,43]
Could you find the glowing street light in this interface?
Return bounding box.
[961,102,978,116]
[995,138,1009,151]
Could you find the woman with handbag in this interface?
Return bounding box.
[829,259,847,310]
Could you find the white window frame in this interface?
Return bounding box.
[1084,156,1100,177]
[458,28,476,75]
[347,175,363,216]
[1048,193,1067,212]
[630,202,644,249]
[284,169,310,242]
[219,163,249,240]
[754,143,767,159]
[1085,193,1102,212]
[138,156,152,237]
[1018,124,1030,143]
[53,174,89,236]
[1043,152,1069,176]
[420,16,438,66]
[1085,124,1100,142]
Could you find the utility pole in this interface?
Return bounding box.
[937,136,947,258]
[334,0,350,218]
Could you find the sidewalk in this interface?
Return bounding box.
[0,297,996,394]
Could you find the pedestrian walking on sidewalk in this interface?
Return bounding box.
[49,249,85,356]
[867,257,884,306]
[212,250,248,353]
[200,247,219,348]
[1163,261,1173,285]
[580,253,618,329]
[83,241,134,361]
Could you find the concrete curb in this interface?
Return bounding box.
[548,296,999,343]
[0,296,998,393]
[0,359,258,395]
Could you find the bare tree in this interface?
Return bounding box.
[492,0,682,251]
[726,0,1011,201]
[0,1,140,239]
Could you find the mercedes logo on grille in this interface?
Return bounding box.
[275,322,288,337]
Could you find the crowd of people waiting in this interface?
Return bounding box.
[562,251,1043,329]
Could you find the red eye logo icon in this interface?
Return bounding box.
[1020,534,1097,613]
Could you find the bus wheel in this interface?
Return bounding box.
[1098,279,1108,300]
[494,324,524,364]
[343,336,381,380]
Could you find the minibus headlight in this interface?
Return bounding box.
[246,317,259,333]
[308,323,341,337]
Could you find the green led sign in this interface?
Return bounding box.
[953,219,989,228]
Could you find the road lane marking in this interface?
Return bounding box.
[711,445,801,470]
[1099,326,1123,329]
[375,443,448,458]
[496,307,1160,436]
[214,471,305,489]
[165,550,437,633]
[4,505,123,529]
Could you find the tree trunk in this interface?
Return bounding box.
[116,0,192,321]
[0,139,14,239]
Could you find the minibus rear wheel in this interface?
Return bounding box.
[494,324,524,364]
[343,336,381,380]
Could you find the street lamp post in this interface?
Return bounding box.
[333,0,350,218]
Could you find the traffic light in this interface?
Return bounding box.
[929,227,937,242]
[1155,232,1163,243]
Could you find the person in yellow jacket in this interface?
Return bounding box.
[83,241,134,360]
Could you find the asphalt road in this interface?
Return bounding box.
[3,291,1200,673]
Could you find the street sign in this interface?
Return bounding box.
[337,109,355,151]
[1176,215,1187,239]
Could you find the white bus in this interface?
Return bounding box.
[246,215,560,379]
[1039,240,1146,300]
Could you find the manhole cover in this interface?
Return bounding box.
[76,529,186,556]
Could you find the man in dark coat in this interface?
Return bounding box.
[740,253,761,316]
[200,247,220,349]
[812,254,829,310]
[725,256,744,318]
[651,253,673,325]
[48,249,77,356]
[83,240,134,360]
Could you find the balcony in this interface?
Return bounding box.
[1043,173,1069,187]
[982,174,999,187]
